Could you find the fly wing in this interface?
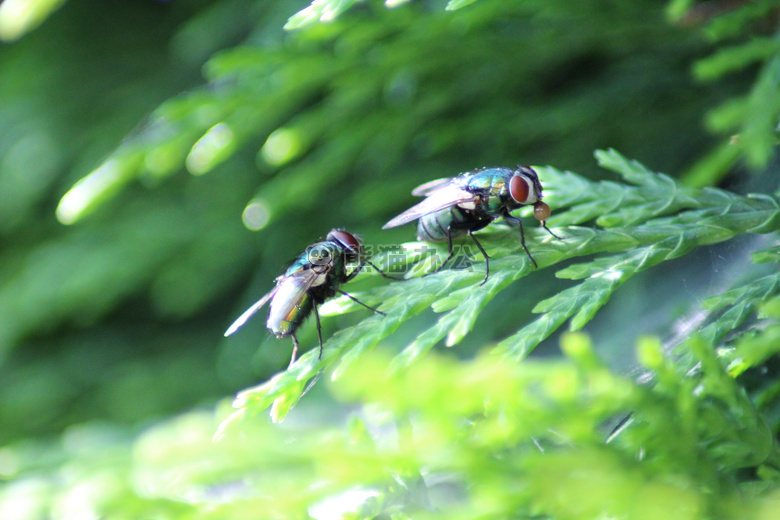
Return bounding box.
[224,266,326,337]
[224,286,279,337]
[266,267,323,333]
[383,184,476,229]
[411,177,453,196]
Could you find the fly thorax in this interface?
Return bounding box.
[305,245,334,286]
[307,263,331,287]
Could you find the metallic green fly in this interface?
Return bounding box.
[383,166,559,284]
[225,229,397,366]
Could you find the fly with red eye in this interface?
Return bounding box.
[383,166,560,285]
[224,229,400,366]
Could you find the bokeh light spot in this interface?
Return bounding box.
[0,448,19,479]
[260,128,303,166]
[56,159,123,225]
[242,200,270,230]
[0,0,66,41]
[186,122,235,176]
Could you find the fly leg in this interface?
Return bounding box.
[292,303,344,365]
[336,289,386,316]
[419,214,456,276]
[313,304,324,360]
[345,259,405,282]
[444,218,491,283]
[541,221,562,240]
[466,231,491,286]
[289,334,300,368]
[502,213,538,268]
[430,225,456,275]
[344,260,367,283]
[366,259,406,281]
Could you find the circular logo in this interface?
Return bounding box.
[307,245,332,266]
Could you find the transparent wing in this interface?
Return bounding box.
[383,184,476,228]
[411,177,453,196]
[224,286,279,336]
[266,268,323,330]
[224,267,324,337]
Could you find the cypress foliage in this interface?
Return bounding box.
[1,1,779,518]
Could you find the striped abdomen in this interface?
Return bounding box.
[417,206,474,242]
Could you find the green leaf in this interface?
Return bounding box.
[752,244,780,264]
[62,148,780,424]
[445,0,482,11]
[0,0,67,41]
[8,3,780,518]
[285,0,364,30]
[703,0,780,42]
[665,0,694,21]
[595,148,668,188]
[694,37,780,81]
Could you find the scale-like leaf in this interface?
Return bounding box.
[446,0,482,10]
[285,0,363,30]
[222,150,780,426]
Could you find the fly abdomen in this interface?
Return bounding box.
[267,278,314,337]
[417,207,470,242]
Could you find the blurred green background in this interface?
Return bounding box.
[0,0,776,498]
[0,0,753,441]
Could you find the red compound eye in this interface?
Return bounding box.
[534,202,551,222]
[328,229,361,253]
[509,175,530,203]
